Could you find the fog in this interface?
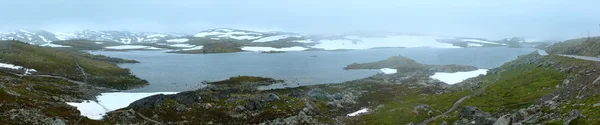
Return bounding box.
[1,0,599,40]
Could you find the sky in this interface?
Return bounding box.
[1,0,599,40]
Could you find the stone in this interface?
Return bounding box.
[440,121,448,125]
[593,102,600,107]
[458,106,495,125]
[235,105,246,112]
[307,89,330,100]
[267,93,280,101]
[412,104,431,115]
[289,90,302,97]
[493,115,510,125]
[244,99,262,111]
[50,118,66,125]
[564,109,584,125]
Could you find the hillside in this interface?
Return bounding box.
[90,52,600,125]
[356,52,600,125]
[547,36,600,57]
[0,72,109,124]
[0,40,147,89]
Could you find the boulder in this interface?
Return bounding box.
[244,99,263,111]
[457,106,496,125]
[493,115,511,125]
[267,93,280,101]
[289,90,302,97]
[564,109,584,125]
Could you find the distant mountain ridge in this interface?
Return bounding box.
[0,29,187,45]
[0,28,553,51]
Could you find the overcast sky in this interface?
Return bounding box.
[1,0,599,40]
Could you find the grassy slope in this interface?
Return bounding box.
[0,72,103,125]
[353,53,591,124]
[547,36,600,57]
[0,41,147,89]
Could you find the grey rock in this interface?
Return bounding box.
[564,109,584,125]
[244,99,262,111]
[50,118,66,125]
[440,121,448,125]
[493,115,510,125]
[412,104,431,115]
[332,93,344,100]
[289,90,302,97]
[174,103,187,112]
[307,89,331,100]
[51,96,61,101]
[235,105,246,112]
[593,102,600,107]
[458,106,495,125]
[268,93,280,101]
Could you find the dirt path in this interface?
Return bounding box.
[558,54,600,62]
[16,73,87,85]
[73,56,88,83]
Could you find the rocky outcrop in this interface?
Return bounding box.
[454,106,496,125]
[345,56,478,73]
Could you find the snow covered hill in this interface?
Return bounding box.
[0,29,186,45]
[0,28,550,52]
[0,29,59,45]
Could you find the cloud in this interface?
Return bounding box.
[0,0,599,40]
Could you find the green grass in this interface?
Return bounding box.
[0,40,147,89]
[353,52,568,124]
[461,63,566,112]
[357,88,471,125]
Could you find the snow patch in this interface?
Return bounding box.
[18,29,33,34]
[194,30,263,40]
[169,44,195,48]
[147,34,168,38]
[0,63,24,70]
[66,92,178,120]
[182,46,204,51]
[0,62,37,75]
[380,68,397,74]
[39,36,50,42]
[41,43,71,48]
[347,108,369,116]
[467,43,483,47]
[95,42,104,44]
[430,69,488,84]
[253,35,301,42]
[120,38,132,44]
[53,32,76,40]
[166,38,189,43]
[105,45,152,50]
[294,39,315,43]
[462,39,506,45]
[538,50,548,56]
[241,46,308,52]
[147,47,163,50]
[312,35,460,50]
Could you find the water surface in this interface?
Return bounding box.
[92,47,536,92]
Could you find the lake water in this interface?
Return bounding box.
[91,47,537,92]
